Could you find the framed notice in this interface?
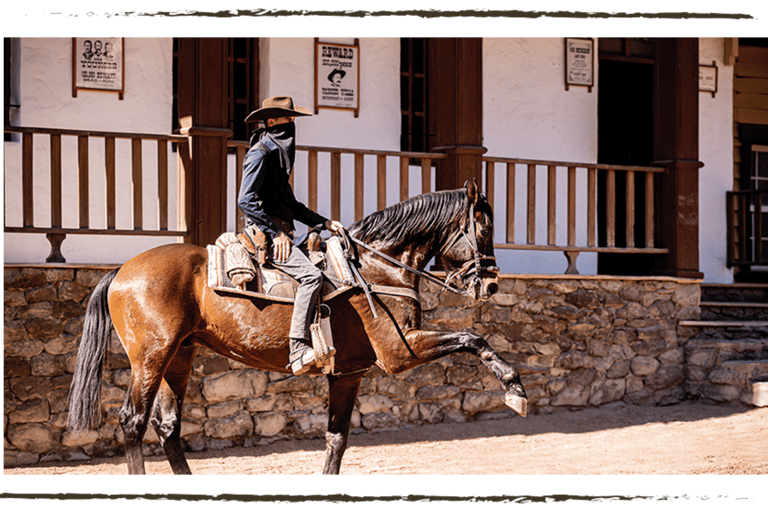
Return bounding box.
[699,62,718,97]
[73,38,125,99]
[565,38,594,92]
[315,39,360,117]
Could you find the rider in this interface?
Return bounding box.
[238,96,344,375]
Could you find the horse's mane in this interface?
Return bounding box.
[348,188,471,250]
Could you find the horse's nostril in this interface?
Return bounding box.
[486,282,499,296]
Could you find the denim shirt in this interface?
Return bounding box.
[237,134,328,239]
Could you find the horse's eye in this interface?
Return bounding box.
[480,228,490,237]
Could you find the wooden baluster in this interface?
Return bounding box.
[157,139,168,231]
[527,163,536,245]
[399,156,409,202]
[568,166,576,247]
[50,134,62,229]
[625,170,635,248]
[606,168,616,247]
[377,155,387,211]
[645,171,654,248]
[105,137,116,230]
[21,133,34,227]
[355,153,364,221]
[587,167,597,247]
[79,135,89,229]
[177,138,193,237]
[485,161,495,212]
[757,192,764,263]
[421,157,431,194]
[131,138,142,230]
[506,162,515,244]
[331,152,341,221]
[307,150,318,213]
[547,165,556,245]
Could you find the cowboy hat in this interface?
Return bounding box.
[245,96,313,123]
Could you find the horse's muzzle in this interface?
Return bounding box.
[474,275,499,301]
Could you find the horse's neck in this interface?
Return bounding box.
[360,239,439,289]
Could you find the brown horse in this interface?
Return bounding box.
[67,180,527,474]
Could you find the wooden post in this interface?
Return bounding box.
[176,38,231,247]
[429,38,486,192]
[653,38,704,278]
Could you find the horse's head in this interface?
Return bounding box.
[440,179,500,301]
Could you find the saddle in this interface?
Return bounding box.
[206,225,356,304]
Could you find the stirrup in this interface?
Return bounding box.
[288,340,316,375]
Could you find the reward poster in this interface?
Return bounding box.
[316,41,359,112]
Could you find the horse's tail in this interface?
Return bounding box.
[67,267,120,431]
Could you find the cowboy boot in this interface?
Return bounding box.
[289,338,316,375]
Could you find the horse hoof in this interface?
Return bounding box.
[505,392,527,418]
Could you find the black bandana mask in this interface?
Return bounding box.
[251,121,296,174]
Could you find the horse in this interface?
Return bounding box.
[67,179,528,475]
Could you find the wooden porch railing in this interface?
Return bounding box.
[4,126,190,262]
[727,189,768,268]
[229,141,447,234]
[483,156,668,273]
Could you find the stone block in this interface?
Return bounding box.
[551,387,589,407]
[623,389,655,406]
[5,338,44,358]
[253,412,288,437]
[203,370,268,402]
[416,385,460,401]
[688,349,716,368]
[207,400,243,419]
[606,360,631,379]
[26,286,57,303]
[631,356,660,376]
[589,378,626,406]
[58,281,91,302]
[445,365,479,387]
[565,289,602,309]
[9,376,54,401]
[644,365,684,390]
[707,368,745,387]
[23,318,64,340]
[7,423,61,453]
[566,368,598,388]
[245,395,278,413]
[8,398,50,424]
[203,409,253,439]
[357,394,394,415]
[31,352,68,377]
[4,450,40,467]
[418,403,444,424]
[361,411,400,430]
[462,390,505,414]
[404,363,445,387]
[555,350,592,370]
[61,429,100,447]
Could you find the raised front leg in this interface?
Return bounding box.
[323,372,365,474]
[392,330,527,417]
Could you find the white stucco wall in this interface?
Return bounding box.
[483,38,599,275]
[698,38,734,284]
[4,38,176,264]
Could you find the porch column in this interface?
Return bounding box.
[653,38,704,279]
[176,38,231,247]
[428,38,486,191]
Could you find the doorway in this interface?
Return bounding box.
[597,44,655,275]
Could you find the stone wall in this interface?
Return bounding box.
[4,265,701,467]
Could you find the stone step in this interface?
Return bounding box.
[701,283,768,303]
[686,337,768,365]
[700,301,768,309]
[679,319,768,328]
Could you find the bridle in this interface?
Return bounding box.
[438,200,500,293]
[344,198,498,299]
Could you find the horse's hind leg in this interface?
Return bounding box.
[150,340,197,475]
[323,372,365,475]
[118,338,189,474]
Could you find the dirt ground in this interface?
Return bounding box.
[5,400,768,476]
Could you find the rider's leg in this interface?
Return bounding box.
[270,244,323,374]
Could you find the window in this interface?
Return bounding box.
[5,38,20,141]
[400,38,432,153]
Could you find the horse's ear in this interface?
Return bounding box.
[465,178,479,206]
